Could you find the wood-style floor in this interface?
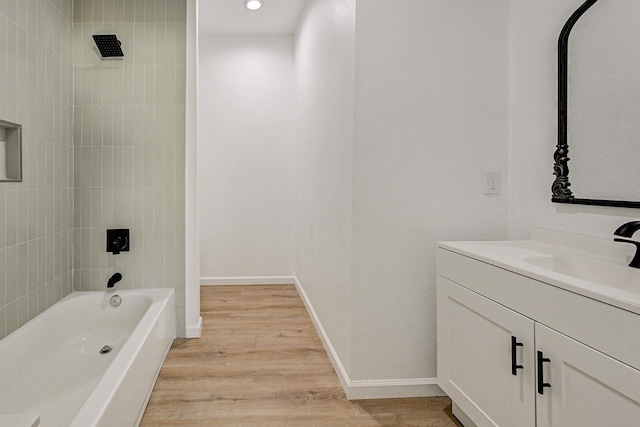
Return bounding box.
[140,285,462,426]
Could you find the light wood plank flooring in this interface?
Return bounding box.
[141,285,461,426]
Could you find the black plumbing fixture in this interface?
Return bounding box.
[107,229,130,255]
[614,221,640,238]
[93,34,124,58]
[107,273,122,289]
[613,221,640,268]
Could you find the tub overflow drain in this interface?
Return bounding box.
[99,345,112,354]
[110,294,122,307]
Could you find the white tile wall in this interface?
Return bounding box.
[0,0,75,339]
[0,0,186,339]
[72,0,186,333]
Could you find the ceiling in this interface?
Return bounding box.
[198,0,307,35]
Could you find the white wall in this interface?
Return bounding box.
[191,0,640,402]
[508,0,640,240]
[192,0,640,399]
[294,0,509,397]
[198,35,295,279]
[294,0,356,377]
[350,0,509,382]
[197,0,640,398]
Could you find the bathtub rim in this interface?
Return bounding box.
[0,288,176,426]
[69,287,176,427]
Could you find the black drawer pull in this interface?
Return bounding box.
[511,336,524,376]
[537,350,551,394]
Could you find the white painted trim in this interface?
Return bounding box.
[184,0,200,339]
[201,276,296,286]
[185,315,203,338]
[347,378,445,400]
[293,277,352,394]
[293,277,444,400]
[452,402,478,427]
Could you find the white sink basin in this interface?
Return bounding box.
[524,255,640,292]
[438,229,640,313]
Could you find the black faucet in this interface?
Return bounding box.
[107,273,123,288]
[613,221,640,268]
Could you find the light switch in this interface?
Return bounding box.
[484,171,500,195]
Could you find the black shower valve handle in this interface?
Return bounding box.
[107,229,130,254]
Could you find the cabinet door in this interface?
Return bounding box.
[437,277,535,427]
[535,323,640,427]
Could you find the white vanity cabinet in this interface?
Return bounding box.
[437,277,535,427]
[535,322,640,427]
[437,242,640,427]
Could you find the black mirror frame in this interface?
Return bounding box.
[551,0,640,208]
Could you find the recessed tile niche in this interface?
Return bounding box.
[0,119,22,182]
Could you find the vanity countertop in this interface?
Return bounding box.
[438,228,640,315]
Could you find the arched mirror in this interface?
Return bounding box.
[552,0,640,208]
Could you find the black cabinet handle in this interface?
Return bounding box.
[511,336,524,375]
[537,351,551,394]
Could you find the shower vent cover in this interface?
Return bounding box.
[93,34,124,58]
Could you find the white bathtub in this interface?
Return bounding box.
[0,288,176,427]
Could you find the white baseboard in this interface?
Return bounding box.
[293,277,445,400]
[293,277,351,394]
[200,276,296,286]
[185,316,202,338]
[347,378,444,400]
[452,402,478,427]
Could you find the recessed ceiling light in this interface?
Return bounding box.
[244,0,263,11]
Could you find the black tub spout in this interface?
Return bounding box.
[107,273,122,288]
